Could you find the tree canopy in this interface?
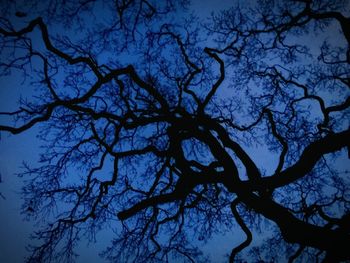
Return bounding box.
[0,0,349,262]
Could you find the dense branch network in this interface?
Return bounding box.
[0,0,349,262]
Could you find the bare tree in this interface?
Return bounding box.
[0,0,349,262]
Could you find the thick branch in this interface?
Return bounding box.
[201,48,225,111]
[117,192,180,220]
[247,129,350,190]
[229,199,252,263]
[238,192,350,261]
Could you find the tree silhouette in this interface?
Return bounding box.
[0,0,349,262]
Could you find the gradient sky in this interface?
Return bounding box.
[0,0,349,262]
[0,1,237,262]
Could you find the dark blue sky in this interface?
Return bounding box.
[0,0,349,262]
[0,1,239,262]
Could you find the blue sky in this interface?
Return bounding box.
[0,1,240,262]
[0,0,349,262]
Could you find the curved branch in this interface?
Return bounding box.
[229,199,252,263]
[201,48,225,111]
[247,129,350,191]
[237,192,350,261]
[265,109,288,174]
[0,104,54,134]
[288,245,305,263]
[117,192,180,220]
[0,17,101,77]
